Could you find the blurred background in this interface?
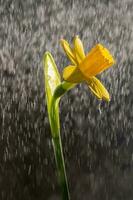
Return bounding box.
[0,0,133,199]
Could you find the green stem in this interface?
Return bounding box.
[52,136,70,200]
[50,81,76,138]
[50,81,75,200]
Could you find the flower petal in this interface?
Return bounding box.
[86,76,110,101]
[63,65,84,83]
[73,35,85,64]
[79,44,115,78]
[60,39,77,65]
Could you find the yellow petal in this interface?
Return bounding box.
[60,39,77,65]
[73,35,86,64]
[87,76,110,101]
[63,65,84,83]
[79,44,115,79]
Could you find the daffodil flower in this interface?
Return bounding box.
[60,36,115,101]
[43,36,116,200]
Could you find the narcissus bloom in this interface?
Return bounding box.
[60,36,115,101]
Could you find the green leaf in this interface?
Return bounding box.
[43,52,61,114]
[43,52,61,137]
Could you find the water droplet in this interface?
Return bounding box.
[98,101,102,115]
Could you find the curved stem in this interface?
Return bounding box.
[49,81,75,200]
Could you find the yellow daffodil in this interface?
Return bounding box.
[60,36,115,101]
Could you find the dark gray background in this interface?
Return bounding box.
[0,0,133,199]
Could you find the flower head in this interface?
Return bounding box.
[60,36,115,101]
